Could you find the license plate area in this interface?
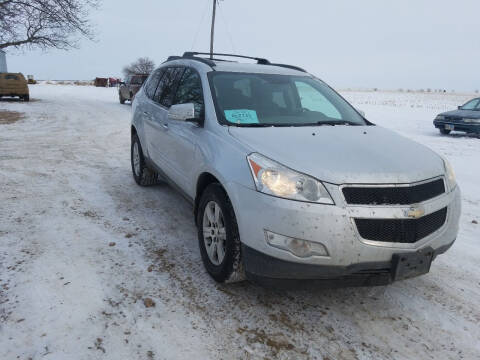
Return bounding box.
[392,249,433,280]
[445,124,454,131]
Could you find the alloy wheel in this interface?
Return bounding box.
[202,201,227,265]
[132,141,141,177]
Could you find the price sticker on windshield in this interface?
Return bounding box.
[224,109,259,124]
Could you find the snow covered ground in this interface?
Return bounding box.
[0,85,479,360]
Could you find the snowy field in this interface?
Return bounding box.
[0,85,479,360]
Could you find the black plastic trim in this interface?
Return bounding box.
[242,240,455,288]
[184,52,270,64]
[165,53,309,74]
[143,157,194,205]
[165,54,216,68]
[270,63,307,73]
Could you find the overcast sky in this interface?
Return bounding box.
[7,0,480,91]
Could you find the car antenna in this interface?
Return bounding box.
[210,0,219,59]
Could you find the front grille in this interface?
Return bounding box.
[343,179,445,205]
[355,207,447,243]
[445,116,462,122]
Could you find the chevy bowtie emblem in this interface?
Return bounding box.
[405,206,425,219]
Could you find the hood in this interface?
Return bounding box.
[228,125,445,184]
[439,109,480,119]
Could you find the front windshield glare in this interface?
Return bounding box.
[210,72,366,126]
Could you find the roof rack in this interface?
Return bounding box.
[183,52,270,65]
[165,55,216,67]
[269,63,307,73]
[164,52,308,73]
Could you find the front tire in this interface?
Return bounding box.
[440,128,451,135]
[131,134,161,186]
[197,184,244,283]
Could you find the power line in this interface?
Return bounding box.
[191,0,211,50]
[217,1,237,54]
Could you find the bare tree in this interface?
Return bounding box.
[0,0,99,51]
[122,57,155,78]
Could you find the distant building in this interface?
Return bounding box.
[0,50,7,72]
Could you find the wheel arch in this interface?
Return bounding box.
[194,172,224,226]
[131,125,137,137]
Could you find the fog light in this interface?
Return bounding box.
[264,230,328,258]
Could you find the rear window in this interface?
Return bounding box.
[130,75,148,85]
[5,74,19,80]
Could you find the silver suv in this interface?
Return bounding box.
[131,52,461,287]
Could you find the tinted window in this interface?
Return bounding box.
[144,69,163,99]
[5,74,19,80]
[173,68,204,116]
[130,75,148,85]
[153,67,183,107]
[152,70,169,103]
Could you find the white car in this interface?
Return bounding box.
[130,52,461,287]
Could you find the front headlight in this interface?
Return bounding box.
[443,158,456,190]
[435,115,445,120]
[247,153,334,204]
[463,118,480,123]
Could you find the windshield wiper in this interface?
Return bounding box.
[315,120,360,126]
[232,123,295,127]
[230,121,361,127]
[232,123,274,127]
[287,121,361,126]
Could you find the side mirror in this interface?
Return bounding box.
[458,106,462,110]
[168,103,197,122]
[120,81,126,86]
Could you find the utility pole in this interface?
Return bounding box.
[210,0,217,59]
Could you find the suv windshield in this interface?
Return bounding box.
[460,98,480,110]
[209,72,366,127]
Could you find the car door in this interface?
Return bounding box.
[142,68,166,165]
[145,67,184,177]
[162,67,205,194]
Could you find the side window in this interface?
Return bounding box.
[144,69,163,99]
[153,67,184,107]
[295,81,342,119]
[173,68,204,116]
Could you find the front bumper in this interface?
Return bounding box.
[434,120,480,133]
[226,182,461,284]
[243,241,454,288]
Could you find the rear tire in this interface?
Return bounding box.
[131,133,161,186]
[119,93,126,104]
[197,184,244,283]
[440,128,451,135]
[23,95,30,102]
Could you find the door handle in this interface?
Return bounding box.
[162,123,169,129]
[143,111,151,118]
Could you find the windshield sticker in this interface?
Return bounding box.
[224,109,259,124]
